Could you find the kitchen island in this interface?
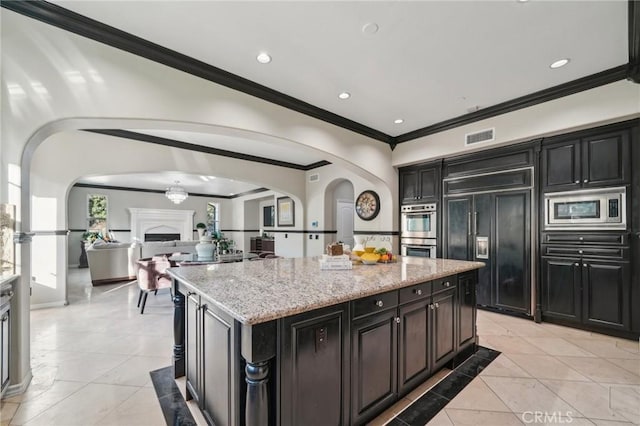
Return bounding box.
[168,256,484,426]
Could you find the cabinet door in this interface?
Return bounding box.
[432,288,456,370]
[541,257,581,323]
[457,273,476,348]
[351,309,397,425]
[1,308,9,390]
[280,305,348,426]
[542,139,581,191]
[185,294,201,404]
[492,191,530,313]
[418,168,438,201]
[262,239,275,253]
[400,170,419,204]
[582,130,630,188]
[398,298,430,396]
[444,197,472,260]
[582,260,630,330]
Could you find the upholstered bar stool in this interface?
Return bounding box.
[135,256,173,314]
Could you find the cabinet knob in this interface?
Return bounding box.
[444,281,450,287]
[583,179,588,183]
[434,302,440,309]
[579,237,584,241]
[375,300,384,308]
[574,263,579,266]
[395,317,401,324]
[574,180,580,184]
[583,264,587,267]
[430,304,435,310]
[1,315,7,322]
[578,250,583,254]
[415,289,422,296]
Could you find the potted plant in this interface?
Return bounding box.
[196,222,207,240]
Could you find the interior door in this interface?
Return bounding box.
[336,200,354,247]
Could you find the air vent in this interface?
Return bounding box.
[465,128,495,146]
[309,173,320,183]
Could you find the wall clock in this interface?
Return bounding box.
[355,190,380,221]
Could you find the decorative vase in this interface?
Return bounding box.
[197,228,206,239]
[195,241,214,259]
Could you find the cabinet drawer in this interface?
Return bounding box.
[542,245,628,260]
[432,276,456,295]
[399,282,431,304]
[352,291,399,319]
[542,233,628,246]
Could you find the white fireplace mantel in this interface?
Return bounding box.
[128,208,195,241]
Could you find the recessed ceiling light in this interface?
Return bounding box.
[394,119,404,124]
[338,92,351,100]
[256,52,272,64]
[550,58,570,69]
[516,0,529,3]
[362,23,379,35]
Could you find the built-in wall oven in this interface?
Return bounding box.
[544,187,626,230]
[401,203,437,258]
[401,237,436,258]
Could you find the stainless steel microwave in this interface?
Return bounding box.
[544,187,626,230]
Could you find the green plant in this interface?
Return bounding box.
[82,231,100,243]
[196,222,207,229]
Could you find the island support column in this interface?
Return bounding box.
[172,285,185,378]
[241,321,276,426]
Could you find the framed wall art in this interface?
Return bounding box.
[277,197,295,227]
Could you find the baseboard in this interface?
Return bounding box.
[92,276,136,286]
[30,300,68,309]
[68,263,80,268]
[1,370,32,400]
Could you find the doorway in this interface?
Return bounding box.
[336,200,354,248]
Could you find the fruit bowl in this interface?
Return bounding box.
[361,259,378,265]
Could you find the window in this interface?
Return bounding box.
[206,202,219,235]
[87,194,107,232]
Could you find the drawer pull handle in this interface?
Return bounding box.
[375,300,384,308]
[434,302,440,309]
[574,180,580,184]
[583,179,588,183]
[415,289,422,296]
[444,281,450,287]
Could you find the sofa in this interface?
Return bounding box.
[140,240,199,258]
[86,241,142,286]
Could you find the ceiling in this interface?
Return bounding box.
[6,1,633,194]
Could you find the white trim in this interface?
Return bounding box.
[1,370,33,400]
[128,208,195,241]
[30,300,68,310]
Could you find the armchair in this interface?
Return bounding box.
[135,256,172,314]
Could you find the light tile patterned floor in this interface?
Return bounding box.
[1,269,639,425]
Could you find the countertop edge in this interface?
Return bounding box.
[168,262,483,326]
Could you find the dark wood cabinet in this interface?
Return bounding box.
[250,237,275,253]
[432,287,456,370]
[185,293,238,426]
[398,298,431,395]
[457,272,476,348]
[399,163,441,204]
[444,190,531,315]
[542,244,630,332]
[280,304,349,426]
[351,308,398,425]
[542,129,630,192]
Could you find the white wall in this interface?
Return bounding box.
[392,80,640,166]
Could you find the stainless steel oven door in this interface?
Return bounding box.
[401,211,437,239]
[401,238,437,258]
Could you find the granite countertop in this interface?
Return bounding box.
[168,257,484,325]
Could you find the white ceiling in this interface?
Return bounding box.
[39,1,631,193]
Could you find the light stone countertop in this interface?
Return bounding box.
[168,257,484,325]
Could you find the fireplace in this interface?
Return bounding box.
[144,233,180,242]
[128,208,195,241]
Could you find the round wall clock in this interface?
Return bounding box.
[355,190,380,221]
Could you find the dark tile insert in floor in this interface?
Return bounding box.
[150,366,197,426]
[391,346,501,425]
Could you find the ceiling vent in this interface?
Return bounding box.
[308,173,320,183]
[465,128,495,146]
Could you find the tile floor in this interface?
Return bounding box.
[1,268,638,425]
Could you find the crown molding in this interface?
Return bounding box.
[73,182,269,200]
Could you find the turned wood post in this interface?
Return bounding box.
[242,321,276,426]
[173,283,185,378]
